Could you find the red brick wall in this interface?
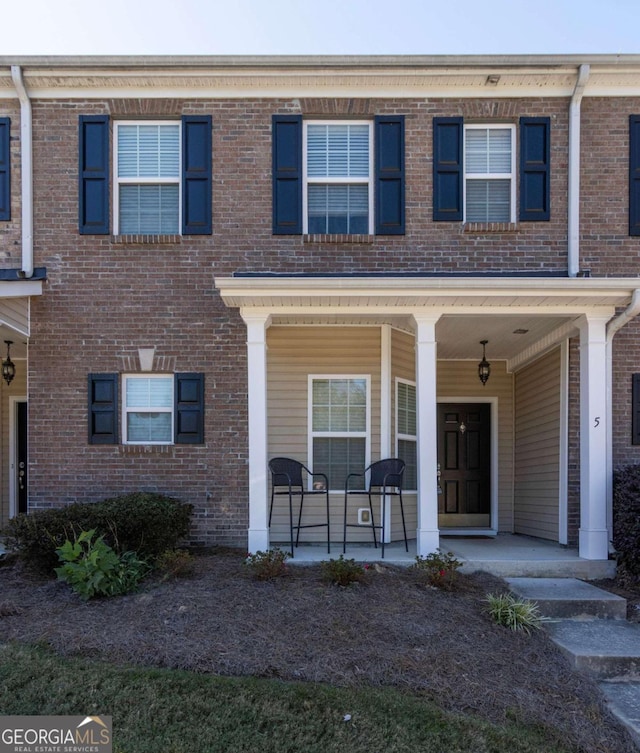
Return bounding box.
[0,91,637,546]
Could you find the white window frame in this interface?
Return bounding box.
[302,120,374,235]
[113,120,183,236]
[122,373,174,446]
[463,123,516,223]
[395,378,417,493]
[308,374,371,492]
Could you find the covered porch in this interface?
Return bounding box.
[214,274,639,571]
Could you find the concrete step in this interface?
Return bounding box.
[545,620,640,679]
[599,681,640,747]
[506,577,628,620]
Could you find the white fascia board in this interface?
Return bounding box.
[0,280,43,297]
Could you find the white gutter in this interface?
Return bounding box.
[605,289,640,548]
[10,65,33,279]
[568,64,590,278]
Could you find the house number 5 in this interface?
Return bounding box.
[594,417,600,428]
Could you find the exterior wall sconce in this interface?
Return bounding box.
[478,340,491,386]
[2,340,15,386]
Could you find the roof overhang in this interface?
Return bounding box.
[2,54,640,99]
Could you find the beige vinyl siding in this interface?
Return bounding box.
[267,326,381,545]
[391,329,417,541]
[437,360,514,533]
[514,347,561,541]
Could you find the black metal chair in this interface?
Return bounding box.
[343,458,408,558]
[268,457,330,557]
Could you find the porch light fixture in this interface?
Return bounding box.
[2,340,15,386]
[478,340,491,386]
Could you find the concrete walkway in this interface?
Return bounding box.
[508,577,640,748]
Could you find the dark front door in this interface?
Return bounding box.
[17,401,27,514]
[437,403,491,529]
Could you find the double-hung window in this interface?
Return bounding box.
[310,376,369,490]
[396,380,417,491]
[304,121,373,234]
[464,125,516,223]
[115,122,181,235]
[123,374,174,444]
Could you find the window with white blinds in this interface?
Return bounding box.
[396,380,417,491]
[310,376,369,490]
[115,122,181,234]
[123,375,174,444]
[464,125,515,222]
[304,122,373,234]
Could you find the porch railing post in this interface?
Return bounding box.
[413,313,441,556]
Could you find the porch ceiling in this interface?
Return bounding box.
[215,275,640,364]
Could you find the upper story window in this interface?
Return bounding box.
[115,122,181,235]
[79,114,212,236]
[464,125,516,223]
[272,114,404,236]
[304,121,373,235]
[433,117,550,224]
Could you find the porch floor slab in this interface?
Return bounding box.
[283,534,616,579]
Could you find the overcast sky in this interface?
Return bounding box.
[3,0,638,56]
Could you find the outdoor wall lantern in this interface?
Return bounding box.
[3,340,15,386]
[478,340,491,386]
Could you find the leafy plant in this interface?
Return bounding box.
[485,592,543,635]
[413,550,462,590]
[156,548,196,580]
[2,493,193,574]
[55,529,150,600]
[245,548,289,580]
[321,555,368,587]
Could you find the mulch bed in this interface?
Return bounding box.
[0,549,637,753]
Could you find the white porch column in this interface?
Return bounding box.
[242,311,272,553]
[578,313,611,560]
[413,314,441,556]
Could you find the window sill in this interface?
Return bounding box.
[303,234,375,244]
[463,222,519,234]
[119,444,174,455]
[112,234,182,245]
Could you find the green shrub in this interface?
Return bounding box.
[485,592,543,635]
[245,548,289,580]
[156,548,196,580]
[55,529,150,600]
[2,493,193,574]
[413,550,462,590]
[613,464,640,579]
[321,555,368,587]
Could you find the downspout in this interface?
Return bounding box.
[10,65,33,279]
[568,64,590,278]
[605,289,640,547]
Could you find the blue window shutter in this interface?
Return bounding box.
[182,115,212,235]
[175,373,204,444]
[630,116,640,236]
[433,117,463,221]
[79,115,110,235]
[520,117,550,221]
[272,115,302,234]
[0,118,10,221]
[88,373,118,444]
[375,115,405,235]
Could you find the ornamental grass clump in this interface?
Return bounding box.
[485,592,543,635]
[244,548,289,580]
[413,550,462,590]
[321,555,368,587]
